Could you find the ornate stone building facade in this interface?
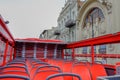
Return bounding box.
[40,0,84,42]
[57,0,83,42]
[76,0,120,64]
[40,0,120,64]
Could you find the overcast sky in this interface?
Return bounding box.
[0,0,65,38]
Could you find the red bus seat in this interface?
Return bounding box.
[6,63,26,67]
[46,73,81,80]
[0,66,28,73]
[32,62,49,67]
[32,65,62,80]
[62,61,73,72]
[90,64,107,80]
[72,63,91,80]
[55,60,64,70]
[33,70,61,80]
[0,74,29,80]
[30,63,49,79]
[0,71,29,77]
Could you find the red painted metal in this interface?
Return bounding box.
[66,32,120,62]
[62,49,64,59]
[65,53,120,58]
[116,62,120,65]
[91,45,94,64]
[95,54,120,58]
[9,46,13,62]
[2,40,9,66]
[67,32,120,48]
[15,38,65,44]
[72,48,75,60]
[65,54,120,58]
[71,54,91,57]
[0,15,15,63]
[13,48,16,59]
[0,16,15,44]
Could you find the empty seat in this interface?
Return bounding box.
[0,71,29,77]
[62,60,73,72]
[54,60,64,70]
[72,62,91,80]
[32,65,62,80]
[46,73,81,80]
[6,63,26,67]
[32,62,49,67]
[30,63,49,79]
[0,74,29,80]
[90,64,107,80]
[0,66,28,73]
[0,66,29,77]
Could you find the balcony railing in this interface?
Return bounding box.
[54,30,60,35]
[65,19,76,28]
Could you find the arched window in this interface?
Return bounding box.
[83,8,105,39]
[84,8,104,27]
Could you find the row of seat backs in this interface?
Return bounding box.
[0,58,85,80]
[0,58,49,80]
[26,58,82,80]
[25,58,61,80]
[0,74,29,80]
[0,58,30,80]
[0,58,107,80]
[47,59,107,80]
[25,58,50,79]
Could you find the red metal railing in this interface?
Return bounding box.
[0,15,15,66]
[66,32,120,64]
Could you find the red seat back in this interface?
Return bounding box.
[30,64,49,79]
[7,63,26,67]
[0,74,29,80]
[55,60,64,70]
[72,63,91,80]
[46,73,81,80]
[62,61,73,72]
[32,65,62,80]
[33,70,61,80]
[0,72,29,77]
[1,66,27,73]
[90,64,107,80]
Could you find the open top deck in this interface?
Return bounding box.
[0,15,120,80]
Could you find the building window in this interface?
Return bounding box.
[84,8,104,28]
[72,11,75,20]
[67,15,69,20]
[83,7,105,38]
[72,31,74,41]
[99,45,106,54]
[82,47,87,54]
[64,18,66,23]
[83,8,104,27]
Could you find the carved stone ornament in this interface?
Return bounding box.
[98,0,112,14]
[108,44,115,52]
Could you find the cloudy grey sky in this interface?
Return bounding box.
[0,0,65,38]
